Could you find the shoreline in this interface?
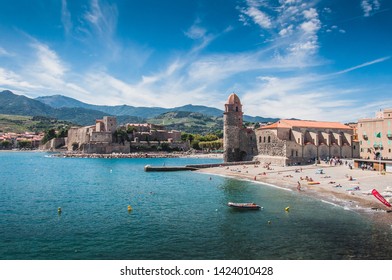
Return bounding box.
[196,162,392,227]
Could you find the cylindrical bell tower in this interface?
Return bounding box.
[223,93,243,162]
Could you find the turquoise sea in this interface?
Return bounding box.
[0,152,392,260]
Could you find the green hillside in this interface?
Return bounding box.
[0,114,74,133]
[147,111,223,134]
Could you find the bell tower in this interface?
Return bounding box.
[223,93,243,162]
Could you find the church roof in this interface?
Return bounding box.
[226,93,241,104]
[260,119,352,130]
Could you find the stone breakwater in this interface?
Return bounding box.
[54,152,184,159]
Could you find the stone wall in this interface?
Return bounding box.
[40,137,66,150]
[80,142,130,154]
[90,132,112,143]
[255,130,286,157]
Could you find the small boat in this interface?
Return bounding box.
[227,202,262,210]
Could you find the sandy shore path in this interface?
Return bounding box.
[197,161,392,225]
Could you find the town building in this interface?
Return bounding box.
[223,93,358,165]
[126,123,181,143]
[357,109,392,160]
[0,132,43,149]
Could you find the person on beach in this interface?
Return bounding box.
[297,181,301,191]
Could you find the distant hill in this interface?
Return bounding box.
[35,94,278,122]
[147,111,223,135]
[1,90,278,134]
[0,114,74,133]
[0,90,143,126]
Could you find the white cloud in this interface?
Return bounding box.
[31,42,68,78]
[361,0,381,17]
[303,8,318,20]
[185,23,207,40]
[279,25,294,36]
[241,6,272,29]
[0,68,37,90]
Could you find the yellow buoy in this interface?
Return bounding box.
[58,207,62,214]
[285,206,290,212]
[127,205,132,211]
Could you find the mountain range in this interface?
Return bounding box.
[0,90,278,132]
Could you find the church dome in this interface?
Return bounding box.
[226,93,241,104]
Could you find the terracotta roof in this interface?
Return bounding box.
[226,93,241,105]
[260,119,352,130]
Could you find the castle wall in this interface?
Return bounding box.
[67,126,93,150]
[90,132,112,143]
[80,142,130,154]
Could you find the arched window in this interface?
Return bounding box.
[268,136,271,143]
[259,136,262,143]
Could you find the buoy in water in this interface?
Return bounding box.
[58,207,62,214]
[285,206,290,212]
[268,221,271,224]
[127,205,132,212]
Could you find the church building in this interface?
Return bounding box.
[223,93,358,165]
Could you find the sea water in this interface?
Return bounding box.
[0,152,391,260]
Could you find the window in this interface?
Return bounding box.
[259,136,262,143]
[291,150,294,156]
[389,149,391,153]
[263,137,266,143]
[361,148,363,152]
[298,138,300,144]
[236,106,238,112]
[296,151,298,156]
[268,136,271,143]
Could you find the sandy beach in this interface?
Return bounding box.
[197,160,392,226]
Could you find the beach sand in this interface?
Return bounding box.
[197,160,392,226]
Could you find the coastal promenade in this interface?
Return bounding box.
[197,160,392,225]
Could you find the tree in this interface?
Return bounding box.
[18,140,32,149]
[127,126,137,134]
[56,128,68,138]
[41,129,56,144]
[113,128,129,145]
[0,140,11,149]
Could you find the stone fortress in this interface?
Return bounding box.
[67,116,127,153]
[223,93,359,165]
[66,116,185,154]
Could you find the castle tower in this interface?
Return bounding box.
[103,116,117,133]
[223,93,244,162]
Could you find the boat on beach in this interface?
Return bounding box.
[227,202,262,210]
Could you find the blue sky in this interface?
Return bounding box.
[0,0,391,122]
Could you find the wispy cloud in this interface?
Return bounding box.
[61,0,72,36]
[84,0,118,38]
[333,56,391,75]
[0,46,13,57]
